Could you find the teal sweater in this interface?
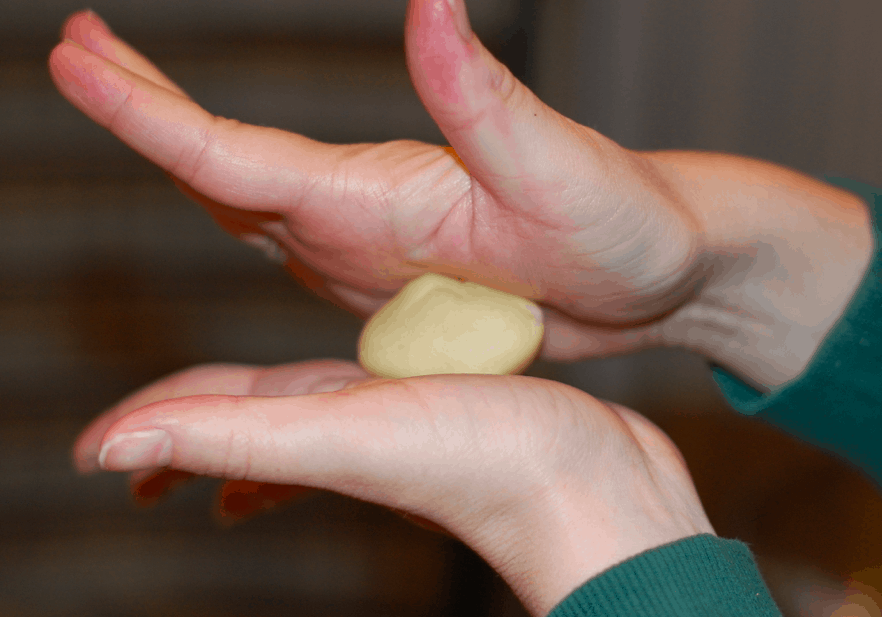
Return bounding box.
[549,177,882,617]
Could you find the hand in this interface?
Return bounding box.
[73,360,715,616]
[47,8,696,355]
[49,3,872,391]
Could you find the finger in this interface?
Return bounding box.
[540,307,662,360]
[125,360,365,510]
[169,175,343,302]
[48,41,342,213]
[74,364,258,474]
[74,360,368,474]
[53,17,345,302]
[54,16,344,300]
[130,468,197,506]
[216,481,315,524]
[394,510,454,537]
[404,0,610,215]
[92,374,557,525]
[61,11,189,98]
[166,176,337,298]
[404,0,701,313]
[87,375,696,615]
[168,176,283,236]
[216,478,451,535]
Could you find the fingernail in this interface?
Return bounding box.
[98,429,173,471]
[446,0,473,42]
[525,302,544,327]
[239,233,287,264]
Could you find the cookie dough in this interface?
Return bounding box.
[358,273,544,378]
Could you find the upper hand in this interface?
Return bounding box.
[49,4,873,389]
[73,359,715,617]
[48,6,701,359]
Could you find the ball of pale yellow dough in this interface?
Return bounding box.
[358,273,544,378]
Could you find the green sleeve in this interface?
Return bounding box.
[712,176,882,487]
[549,535,781,617]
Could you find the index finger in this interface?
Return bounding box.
[48,40,340,212]
[62,10,190,98]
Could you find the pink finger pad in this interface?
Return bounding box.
[62,11,115,56]
[50,42,154,127]
[407,0,475,107]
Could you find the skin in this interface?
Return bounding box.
[73,360,715,616]
[49,0,874,614]
[49,4,871,389]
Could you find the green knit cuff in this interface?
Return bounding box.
[711,176,882,485]
[548,534,781,617]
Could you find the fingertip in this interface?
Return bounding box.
[405,0,476,108]
[405,0,555,208]
[83,10,112,32]
[72,447,100,475]
[49,38,86,66]
[71,419,105,475]
[60,10,88,41]
[48,41,140,128]
[61,10,111,45]
[48,39,93,87]
[130,468,195,506]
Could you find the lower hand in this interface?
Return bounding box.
[73,360,715,616]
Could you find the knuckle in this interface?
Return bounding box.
[485,62,519,105]
[171,115,242,185]
[182,394,255,481]
[105,84,137,134]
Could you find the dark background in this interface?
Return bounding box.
[2,1,882,616]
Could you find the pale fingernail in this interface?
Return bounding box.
[98,429,173,471]
[525,302,544,326]
[239,233,287,264]
[325,282,390,315]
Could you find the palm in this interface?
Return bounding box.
[175,138,481,310]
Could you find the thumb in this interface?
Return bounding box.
[95,390,398,495]
[93,376,545,516]
[405,0,611,212]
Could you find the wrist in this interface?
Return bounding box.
[481,404,716,615]
[646,152,874,389]
[494,492,714,616]
[506,516,709,616]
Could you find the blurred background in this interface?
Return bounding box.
[2,1,882,615]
